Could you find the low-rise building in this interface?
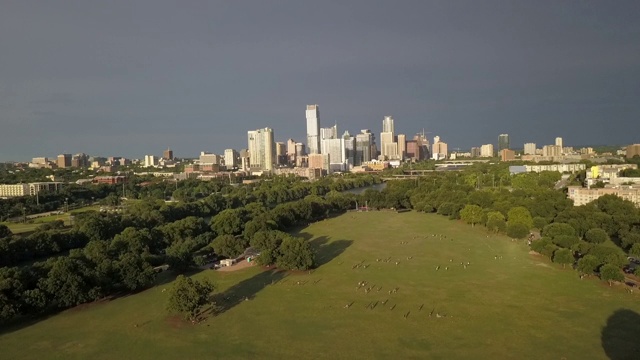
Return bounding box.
[0,182,64,198]
[500,149,516,161]
[94,176,127,184]
[567,185,640,207]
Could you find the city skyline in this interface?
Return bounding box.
[1,1,639,161]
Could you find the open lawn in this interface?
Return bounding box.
[1,211,640,359]
[1,205,101,234]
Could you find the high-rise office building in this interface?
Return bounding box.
[414,131,431,160]
[380,116,397,160]
[524,143,537,155]
[471,147,481,158]
[275,142,287,165]
[380,132,396,160]
[355,130,374,165]
[397,134,406,160]
[247,127,275,171]
[498,134,510,151]
[295,143,305,157]
[287,139,296,157]
[324,137,346,171]
[343,131,355,167]
[71,153,88,168]
[406,141,421,161]
[163,148,174,160]
[542,145,562,157]
[555,137,563,148]
[224,149,238,168]
[627,144,640,159]
[432,136,448,160]
[306,105,320,154]
[57,154,72,168]
[320,124,338,154]
[239,149,250,171]
[382,116,395,133]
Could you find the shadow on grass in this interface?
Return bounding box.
[210,269,286,316]
[309,236,353,267]
[601,308,640,359]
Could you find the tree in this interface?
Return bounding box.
[506,222,529,239]
[167,275,214,321]
[117,253,155,291]
[629,243,640,257]
[587,245,628,268]
[552,248,574,268]
[621,232,640,249]
[0,224,13,239]
[530,237,551,254]
[576,255,599,275]
[584,228,609,244]
[507,206,533,230]
[599,264,624,286]
[485,211,506,233]
[212,235,248,259]
[38,257,99,308]
[460,205,483,227]
[275,236,314,270]
[210,209,248,236]
[250,230,287,265]
[532,217,548,230]
[552,235,580,249]
[542,223,576,239]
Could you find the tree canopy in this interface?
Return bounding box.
[167,275,214,321]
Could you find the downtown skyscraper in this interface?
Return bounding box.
[247,127,275,171]
[380,116,398,160]
[498,134,510,151]
[306,105,320,155]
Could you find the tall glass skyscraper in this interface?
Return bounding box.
[306,105,320,154]
[498,134,510,151]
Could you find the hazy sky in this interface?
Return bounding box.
[1,1,639,161]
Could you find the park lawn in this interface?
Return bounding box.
[2,205,101,234]
[1,211,640,359]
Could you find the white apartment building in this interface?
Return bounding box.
[248,127,275,171]
[480,144,494,157]
[224,149,238,168]
[568,186,640,207]
[144,155,157,167]
[0,182,64,198]
[524,143,537,155]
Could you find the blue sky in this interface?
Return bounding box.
[1,1,639,161]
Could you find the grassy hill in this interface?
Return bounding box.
[1,211,639,359]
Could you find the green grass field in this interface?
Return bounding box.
[1,211,639,359]
[1,205,101,234]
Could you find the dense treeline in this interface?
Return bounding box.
[0,174,378,323]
